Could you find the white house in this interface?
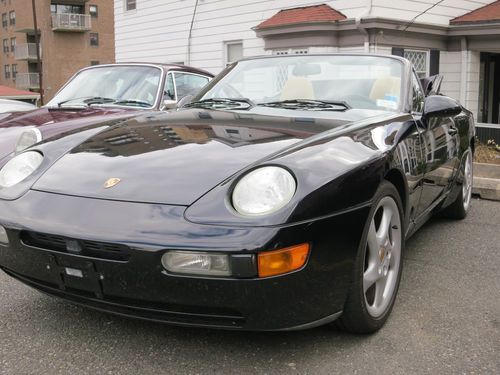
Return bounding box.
[114,0,500,129]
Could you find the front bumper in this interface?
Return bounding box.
[0,190,369,330]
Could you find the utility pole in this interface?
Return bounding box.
[186,0,199,65]
[32,0,43,105]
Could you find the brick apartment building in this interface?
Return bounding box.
[0,0,115,102]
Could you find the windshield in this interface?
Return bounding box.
[195,55,404,112]
[47,65,162,108]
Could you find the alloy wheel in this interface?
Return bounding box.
[463,152,473,212]
[363,196,402,318]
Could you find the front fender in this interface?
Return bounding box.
[186,115,414,227]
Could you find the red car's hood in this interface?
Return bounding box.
[0,106,139,160]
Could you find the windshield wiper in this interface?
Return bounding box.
[183,98,255,110]
[113,99,151,108]
[56,96,115,108]
[258,99,350,111]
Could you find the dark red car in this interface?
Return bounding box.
[0,63,213,161]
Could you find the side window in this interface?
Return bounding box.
[411,71,425,113]
[164,73,176,100]
[173,72,210,100]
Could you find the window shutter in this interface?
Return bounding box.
[392,47,404,57]
[430,50,440,76]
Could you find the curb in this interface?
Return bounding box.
[473,163,500,201]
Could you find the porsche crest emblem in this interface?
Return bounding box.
[104,178,121,189]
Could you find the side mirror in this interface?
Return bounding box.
[162,99,177,110]
[422,95,462,120]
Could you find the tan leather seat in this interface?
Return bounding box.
[369,77,401,101]
[281,77,315,101]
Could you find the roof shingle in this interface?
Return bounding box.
[256,4,347,29]
[450,0,500,25]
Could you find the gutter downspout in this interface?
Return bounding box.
[355,0,373,53]
[187,0,199,65]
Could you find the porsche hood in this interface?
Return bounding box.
[31,108,393,205]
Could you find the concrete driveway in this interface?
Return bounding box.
[0,198,498,374]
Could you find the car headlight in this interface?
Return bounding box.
[0,151,44,188]
[232,166,296,216]
[15,128,42,153]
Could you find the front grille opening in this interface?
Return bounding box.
[20,231,130,261]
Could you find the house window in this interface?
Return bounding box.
[90,60,100,66]
[2,39,8,53]
[4,65,10,79]
[224,41,243,66]
[125,0,136,11]
[12,64,17,79]
[50,4,84,14]
[9,11,14,26]
[2,13,7,28]
[10,37,15,52]
[404,50,429,78]
[89,5,98,17]
[90,33,99,46]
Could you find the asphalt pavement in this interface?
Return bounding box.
[0,198,498,374]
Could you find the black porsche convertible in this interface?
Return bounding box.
[0,54,474,333]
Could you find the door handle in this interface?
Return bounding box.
[448,127,458,135]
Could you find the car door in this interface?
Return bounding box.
[412,71,459,217]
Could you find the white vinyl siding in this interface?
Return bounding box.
[440,50,480,120]
[114,0,368,74]
[465,51,480,121]
[440,51,462,101]
[115,0,493,73]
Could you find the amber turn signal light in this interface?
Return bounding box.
[257,243,310,278]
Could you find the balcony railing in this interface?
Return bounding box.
[14,43,41,61]
[16,73,40,90]
[51,13,91,32]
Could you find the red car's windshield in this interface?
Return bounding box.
[46,65,162,109]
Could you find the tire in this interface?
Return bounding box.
[441,149,473,220]
[334,181,404,334]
